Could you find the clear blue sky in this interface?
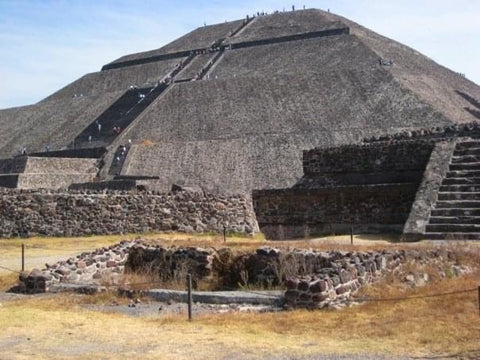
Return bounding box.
[0,0,479,109]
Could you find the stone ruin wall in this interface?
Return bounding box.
[0,157,27,174]
[16,241,462,311]
[253,140,436,239]
[282,247,462,309]
[20,157,98,175]
[0,189,258,238]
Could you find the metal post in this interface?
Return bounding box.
[187,274,192,321]
[223,225,226,243]
[21,243,25,272]
[350,226,354,245]
[478,285,480,316]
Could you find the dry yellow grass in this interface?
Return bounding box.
[0,274,478,359]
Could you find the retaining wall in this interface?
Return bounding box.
[253,141,433,239]
[0,189,258,238]
[302,140,434,175]
[253,184,417,239]
[22,157,98,175]
[0,157,27,174]
[0,157,99,190]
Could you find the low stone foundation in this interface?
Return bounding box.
[283,249,462,309]
[283,251,399,308]
[13,241,463,311]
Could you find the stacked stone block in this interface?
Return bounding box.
[0,189,258,238]
[15,240,135,294]
[0,156,98,190]
[126,244,216,285]
[282,249,456,309]
[254,140,436,239]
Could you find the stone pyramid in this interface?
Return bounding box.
[1,8,479,193]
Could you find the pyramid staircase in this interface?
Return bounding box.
[425,139,480,240]
[72,54,196,150]
[72,83,168,149]
[108,145,131,176]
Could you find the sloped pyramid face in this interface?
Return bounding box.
[1,9,479,193]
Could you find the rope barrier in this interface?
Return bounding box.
[0,264,22,274]
[354,287,477,302]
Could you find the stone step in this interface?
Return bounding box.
[423,232,480,240]
[434,200,480,209]
[428,216,480,224]
[454,147,480,156]
[145,289,282,305]
[455,141,480,150]
[431,208,480,217]
[28,147,106,159]
[425,224,480,233]
[442,177,480,185]
[437,192,480,201]
[440,185,480,192]
[451,155,480,163]
[446,170,480,178]
[114,175,160,180]
[449,163,480,171]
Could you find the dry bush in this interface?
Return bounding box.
[122,259,191,291]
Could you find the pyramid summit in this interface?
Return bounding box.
[1,8,479,193]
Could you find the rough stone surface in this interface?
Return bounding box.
[364,121,480,143]
[253,140,434,239]
[283,248,462,309]
[302,140,434,176]
[253,184,418,239]
[0,156,98,190]
[0,189,258,238]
